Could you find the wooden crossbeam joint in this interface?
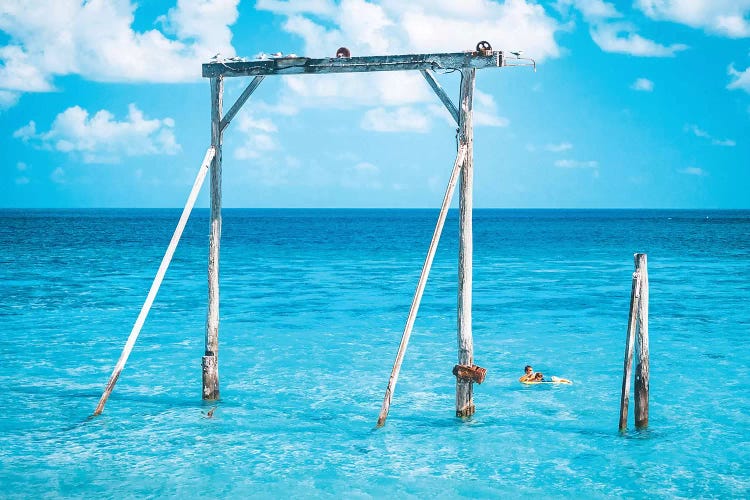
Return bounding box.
[452,364,486,384]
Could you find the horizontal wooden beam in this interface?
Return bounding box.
[203,51,503,78]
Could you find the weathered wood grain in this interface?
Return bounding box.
[634,253,649,429]
[619,266,642,431]
[456,68,476,418]
[203,52,502,78]
[203,76,223,401]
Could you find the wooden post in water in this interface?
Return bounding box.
[456,68,476,418]
[618,263,641,431]
[634,253,649,429]
[203,76,223,400]
[619,253,649,431]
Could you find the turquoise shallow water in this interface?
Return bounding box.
[1,209,748,497]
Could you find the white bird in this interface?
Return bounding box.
[510,50,523,58]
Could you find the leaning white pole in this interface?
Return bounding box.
[93,146,216,416]
[376,144,468,427]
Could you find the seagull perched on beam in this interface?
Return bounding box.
[509,50,523,58]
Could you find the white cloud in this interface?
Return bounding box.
[361,107,431,132]
[635,0,750,38]
[12,121,36,141]
[631,77,654,91]
[685,124,736,146]
[545,142,573,152]
[559,1,688,57]
[557,0,622,22]
[14,104,180,163]
[555,159,598,168]
[728,64,750,93]
[234,111,280,159]
[0,89,20,109]
[259,0,562,113]
[590,23,688,57]
[0,0,239,98]
[679,166,707,176]
[473,89,510,127]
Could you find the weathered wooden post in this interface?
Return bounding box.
[203,76,223,400]
[619,261,641,431]
[455,68,476,418]
[619,253,649,431]
[634,253,649,428]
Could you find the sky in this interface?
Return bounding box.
[1,0,749,209]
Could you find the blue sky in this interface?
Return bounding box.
[1,0,749,208]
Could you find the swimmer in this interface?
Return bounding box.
[534,372,572,384]
[519,365,536,382]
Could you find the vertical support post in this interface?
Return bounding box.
[619,264,641,431]
[634,253,649,429]
[456,68,475,418]
[203,76,223,400]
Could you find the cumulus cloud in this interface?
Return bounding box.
[0,0,239,98]
[631,77,654,91]
[233,111,280,160]
[728,64,750,93]
[13,103,180,163]
[0,89,20,110]
[559,1,689,57]
[684,124,736,146]
[635,0,750,38]
[473,89,510,127]
[590,23,688,57]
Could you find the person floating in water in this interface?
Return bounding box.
[519,365,572,384]
[520,364,536,382]
[533,372,572,384]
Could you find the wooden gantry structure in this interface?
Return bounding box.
[93,44,538,426]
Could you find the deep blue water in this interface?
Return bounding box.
[0,209,748,497]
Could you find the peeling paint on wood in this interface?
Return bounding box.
[203,52,502,78]
[456,68,476,419]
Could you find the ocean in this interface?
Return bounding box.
[0,209,748,497]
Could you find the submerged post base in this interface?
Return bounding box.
[202,354,219,400]
[456,404,475,418]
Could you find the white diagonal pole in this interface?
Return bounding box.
[93,146,216,416]
[376,144,468,427]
